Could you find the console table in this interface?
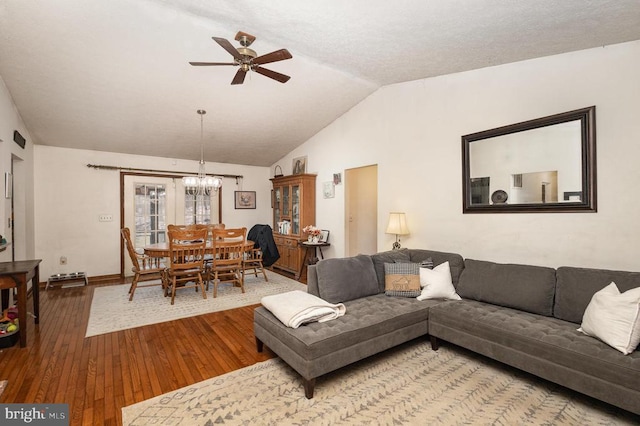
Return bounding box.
[0,260,42,348]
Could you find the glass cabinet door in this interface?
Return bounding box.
[283,186,290,216]
[292,184,300,235]
[274,187,281,225]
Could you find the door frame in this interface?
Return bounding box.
[119,171,222,277]
[345,164,378,257]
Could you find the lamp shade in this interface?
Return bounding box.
[385,212,409,235]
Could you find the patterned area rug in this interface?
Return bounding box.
[85,270,306,337]
[122,340,637,425]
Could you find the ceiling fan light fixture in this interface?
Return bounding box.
[189,31,292,85]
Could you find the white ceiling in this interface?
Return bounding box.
[1,1,640,166]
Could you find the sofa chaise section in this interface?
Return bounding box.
[254,250,463,398]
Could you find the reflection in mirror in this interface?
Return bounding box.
[510,171,558,204]
[462,106,596,213]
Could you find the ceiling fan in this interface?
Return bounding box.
[189,31,292,85]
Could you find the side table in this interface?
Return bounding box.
[0,260,42,348]
[299,242,330,280]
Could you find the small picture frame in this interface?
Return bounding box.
[323,181,335,199]
[234,191,256,209]
[292,156,307,175]
[319,230,330,243]
[333,173,342,185]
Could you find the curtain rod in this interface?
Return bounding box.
[86,164,243,179]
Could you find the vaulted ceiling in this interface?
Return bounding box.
[1,1,640,166]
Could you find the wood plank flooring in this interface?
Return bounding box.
[0,277,285,425]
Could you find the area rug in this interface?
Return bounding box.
[122,340,637,425]
[85,270,306,337]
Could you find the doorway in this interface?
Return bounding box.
[121,174,221,277]
[345,165,378,256]
[10,154,27,261]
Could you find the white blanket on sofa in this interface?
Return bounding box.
[261,290,346,329]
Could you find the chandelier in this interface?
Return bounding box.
[182,109,222,196]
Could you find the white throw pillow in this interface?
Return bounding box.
[417,261,462,301]
[578,282,640,355]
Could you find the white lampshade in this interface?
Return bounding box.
[386,212,409,235]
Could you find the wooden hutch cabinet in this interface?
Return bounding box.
[270,173,316,279]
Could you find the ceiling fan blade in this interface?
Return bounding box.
[212,37,243,61]
[189,61,236,66]
[231,69,247,85]
[253,49,292,65]
[253,66,290,83]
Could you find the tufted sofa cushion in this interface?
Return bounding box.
[254,294,440,361]
[555,266,640,324]
[371,249,411,292]
[315,255,379,303]
[456,259,556,316]
[429,300,640,392]
[408,249,466,286]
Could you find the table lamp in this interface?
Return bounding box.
[385,212,409,250]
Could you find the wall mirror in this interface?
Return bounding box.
[462,106,596,213]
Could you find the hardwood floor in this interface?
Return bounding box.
[0,276,290,425]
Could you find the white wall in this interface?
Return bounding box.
[272,40,640,272]
[0,75,35,263]
[34,145,271,279]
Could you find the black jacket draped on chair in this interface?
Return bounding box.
[247,224,280,267]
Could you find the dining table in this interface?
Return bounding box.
[143,240,256,258]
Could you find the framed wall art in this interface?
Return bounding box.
[323,181,335,198]
[235,191,256,209]
[292,156,307,175]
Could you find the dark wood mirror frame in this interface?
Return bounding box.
[462,106,597,213]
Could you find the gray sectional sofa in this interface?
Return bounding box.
[253,249,640,415]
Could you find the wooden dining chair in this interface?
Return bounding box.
[201,223,225,263]
[165,225,208,305]
[206,223,225,238]
[121,228,166,301]
[243,246,268,282]
[209,227,247,298]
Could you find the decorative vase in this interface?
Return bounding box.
[307,235,313,242]
[312,236,320,243]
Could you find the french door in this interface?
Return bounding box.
[122,174,221,277]
[123,176,176,276]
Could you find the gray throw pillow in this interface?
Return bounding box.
[316,255,379,303]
